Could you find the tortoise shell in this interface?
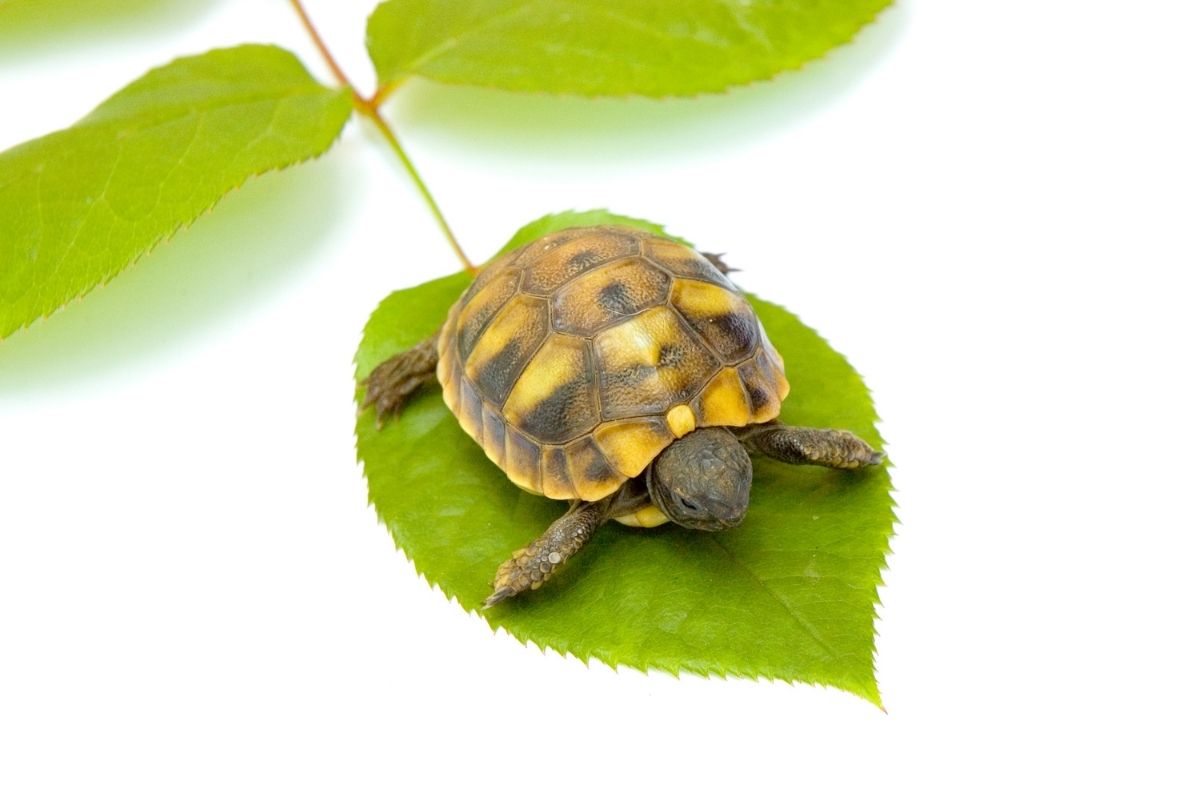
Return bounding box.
[435,225,790,502]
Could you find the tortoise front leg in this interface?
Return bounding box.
[485,498,614,608]
[740,423,884,470]
[359,332,439,427]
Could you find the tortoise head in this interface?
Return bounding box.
[648,428,752,531]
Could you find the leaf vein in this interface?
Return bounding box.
[705,533,839,659]
[402,0,542,74]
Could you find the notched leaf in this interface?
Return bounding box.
[367,0,893,98]
[0,44,353,339]
[356,211,894,704]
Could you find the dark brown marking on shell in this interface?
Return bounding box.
[692,308,759,363]
[598,282,634,313]
[746,383,770,413]
[462,294,549,408]
[743,347,788,421]
[738,348,778,416]
[658,342,685,368]
[523,229,640,295]
[518,346,599,444]
[471,338,526,408]
[550,256,672,336]
[669,278,760,364]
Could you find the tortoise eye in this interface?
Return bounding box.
[679,496,700,512]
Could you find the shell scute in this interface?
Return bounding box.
[593,417,674,478]
[523,228,640,295]
[480,404,508,468]
[540,446,576,499]
[642,238,735,289]
[501,333,599,444]
[457,374,485,441]
[564,437,624,500]
[692,367,752,428]
[455,268,521,362]
[671,278,760,363]
[463,294,548,407]
[551,256,671,335]
[592,306,719,420]
[738,348,788,420]
[504,427,543,495]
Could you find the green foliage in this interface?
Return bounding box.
[3,5,895,699]
[356,212,893,703]
[0,45,352,339]
[367,0,892,97]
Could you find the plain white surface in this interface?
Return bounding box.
[2,1,1198,797]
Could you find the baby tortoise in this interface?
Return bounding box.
[362,225,883,607]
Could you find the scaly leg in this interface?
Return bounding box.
[740,423,883,469]
[485,498,614,608]
[359,333,439,427]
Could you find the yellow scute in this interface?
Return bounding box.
[695,367,751,427]
[501,333,586,425]
[671,278,739,318]
[594,418,674,478]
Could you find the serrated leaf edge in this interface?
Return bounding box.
[370,2,895,101]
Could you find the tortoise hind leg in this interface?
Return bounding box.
[485,499,613,608]
[360,333,439,427]
[740,423,884,469]
[701,252,736,275]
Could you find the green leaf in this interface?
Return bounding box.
[356,212,894,704]
[0,44,352,339]
[367,0,892,98]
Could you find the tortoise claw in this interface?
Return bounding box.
[483,587,515,609]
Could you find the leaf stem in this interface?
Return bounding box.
[286,0,475,272]
[358,104,476,273]
[286,0,354,89]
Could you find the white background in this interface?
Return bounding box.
[2,1,1197,797]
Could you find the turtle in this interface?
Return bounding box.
[361,225,883,607]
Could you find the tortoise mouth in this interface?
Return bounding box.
[683,508,746,532]
[649,476,749,531]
